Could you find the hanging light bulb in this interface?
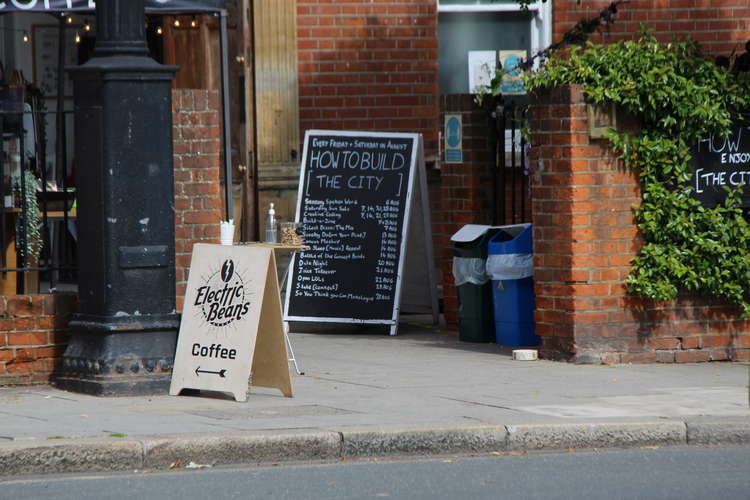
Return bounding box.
[84,21,91,32]
[75,32,81,43]
[156,26,163,35]
[173,18,181,28]
[190,16,198,28]
[67,16,73,24]
[22,31,29,43]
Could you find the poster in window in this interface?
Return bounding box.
[499,50,526,95]
[467,50,496,94]
[32,25,80,99]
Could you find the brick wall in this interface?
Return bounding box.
[297,0,440,157]
[554,0,750,57]
[437,96,533,326]
[0,294,76,385]
[172,89,224,309]
[438,95,496,326]
[0,89,224,386]
[297,0,444,318]
[530,85,750,363]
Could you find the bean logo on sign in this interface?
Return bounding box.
[194,259,252,327]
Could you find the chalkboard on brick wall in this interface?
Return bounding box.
[284,130,438,335]
[691,122,750,208]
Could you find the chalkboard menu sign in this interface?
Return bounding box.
[691,122,750,207]
[284,130,436,334]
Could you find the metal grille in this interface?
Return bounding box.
[494,103,530,225]
[0,107,77,294]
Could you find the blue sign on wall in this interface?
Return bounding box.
[445,114,463,164]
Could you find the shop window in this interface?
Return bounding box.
[437,0,551,95]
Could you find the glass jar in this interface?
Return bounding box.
[279,222,304,245]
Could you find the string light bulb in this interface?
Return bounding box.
[22,31,29,43]
[84,22,91,32]
[156,26,163,35]
[191,16,198,28]
[173,18,180,28]
[75,32,81,43]
[66,16,73,24]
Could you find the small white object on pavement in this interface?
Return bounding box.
[513,349,538,361]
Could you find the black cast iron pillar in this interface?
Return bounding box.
[57,0,180,396]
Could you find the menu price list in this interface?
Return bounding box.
[364,199,400,301]
[290,196,404,319]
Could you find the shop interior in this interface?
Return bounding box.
[0,5,227,295]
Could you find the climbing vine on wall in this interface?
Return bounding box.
[523,34,750,313]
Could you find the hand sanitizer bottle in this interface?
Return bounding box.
[264,202,277,243]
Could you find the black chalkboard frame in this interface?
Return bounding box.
[690,122,750,208]
[283,130,437,335]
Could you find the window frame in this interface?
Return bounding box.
[437,1,552,69]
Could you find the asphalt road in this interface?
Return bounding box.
[2,446,748,500]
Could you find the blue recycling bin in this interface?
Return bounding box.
[487,224,539,347]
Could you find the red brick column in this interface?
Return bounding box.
[530,85,750,363]
[172,89,224,309]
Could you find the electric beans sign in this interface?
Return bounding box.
[194,259,251,327]
[691,123,750,208]
[170,244,292,402]
[187,259,250,363]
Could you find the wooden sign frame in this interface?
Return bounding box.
[170,243,292,402]
[283,130,438,335]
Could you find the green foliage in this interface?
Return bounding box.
[12,170,42,264]
[524,34,750,314]
[473,65,506,107]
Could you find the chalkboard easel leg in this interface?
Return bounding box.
[389,323,399,336]
[284,322,304,376]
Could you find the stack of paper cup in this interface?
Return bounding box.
[220,220,234,246]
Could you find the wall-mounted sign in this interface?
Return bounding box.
[33,25,79,98]
[499,50,526,95]
[444,114,463,164]
[170,243,292,402]
[690,123,750,208]
[586,102,617,139]
[468,50,496,94]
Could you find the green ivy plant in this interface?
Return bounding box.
[522,34,750,314]
[12,170,42,264]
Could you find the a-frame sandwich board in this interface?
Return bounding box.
[169,243,292,402]
[283,130,438,335]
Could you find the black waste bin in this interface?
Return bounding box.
[451,225,500,342]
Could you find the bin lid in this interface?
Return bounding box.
[451,224,500,243]
[496,223,531,238]
[488,223,533,254]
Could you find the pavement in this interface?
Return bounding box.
[1,317,749,476]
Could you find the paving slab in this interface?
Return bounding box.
[0,320,748,475]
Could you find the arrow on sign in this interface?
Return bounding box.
[195,366,227,378]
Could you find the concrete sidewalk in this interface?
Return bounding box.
[1,318,749,476]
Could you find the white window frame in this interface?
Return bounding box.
[437,1,552,69]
